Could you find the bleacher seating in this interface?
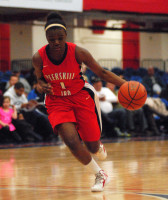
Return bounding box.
[130,75,142,82]
[1,70,12,82]
[136,67,147,77]
[111,67,123,76]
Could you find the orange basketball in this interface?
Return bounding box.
[118,81,147,110]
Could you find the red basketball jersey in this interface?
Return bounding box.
[38,42,85,96]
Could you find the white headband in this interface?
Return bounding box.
[45,24,66,31]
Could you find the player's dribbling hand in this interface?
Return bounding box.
[41,83,53,94]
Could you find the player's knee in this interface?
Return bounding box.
[85,143,99,154]
[89,148,98,154]
[64,137,79,151]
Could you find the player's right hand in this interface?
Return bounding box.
[41,82,53,94]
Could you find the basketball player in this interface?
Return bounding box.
[33,12,126,192]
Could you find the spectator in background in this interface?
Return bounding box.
[4,75,19,92]
[142,66,164,96]
[143,97,168,136]
[4,82,40,114]
[83,67,97,84]
[8,71,31,95]
[28,82,46,114]
[3,82,43,142]
[28,82,44,103]
[0,74,19,93]
[4,82,55,142]
[106,82,148,137]
[0,96,22,143]
[4,82,28,111]
[26,68,37,88]
[81,63,89,82]
[27,82,56,140]
[92,77,130,137]
[160,80,168,102]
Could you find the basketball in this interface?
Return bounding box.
[118,81,147,110]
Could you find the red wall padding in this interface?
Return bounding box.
[92,20,106,34]
[0,24,10,72]
[84,0,168,14]
[122,23,140,69]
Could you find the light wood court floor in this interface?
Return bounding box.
[0,140,167,200]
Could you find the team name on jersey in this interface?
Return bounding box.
[44,72,75,82]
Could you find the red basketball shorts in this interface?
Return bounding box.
[45,82,102,142]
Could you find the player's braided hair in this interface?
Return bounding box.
[45,12,66,32]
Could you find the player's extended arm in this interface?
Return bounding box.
[32,52,53,94]
[75,46,126,87]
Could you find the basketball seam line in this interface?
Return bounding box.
[119,90,131,103]
[119,101,141,106]
[132,93,147,101]
[119,89,135,108]
[127,82,141,109]
[119,90,135,109]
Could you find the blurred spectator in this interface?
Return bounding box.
[28,82,44,102]
[9,71,31,95]
[4,82,43,142]
[126,109,148,137]
[26,84,56,141]
[92,78,118,113]
[4,82,55,142]
[106,82,148,137]
[160,81,168,101]
[26,68,37,88]
[143,97,167,136]
[145,97,168,117]
[28,82,46,114]
[143,104,161,136]
[13,115,43,143]
[5,75,19,92]
[0,74,18,93]
[4,82,28,111]
[92,77,130,137]
[81,63,89,82]
[84,67,97,84]
[0,96,22,143]
[142,67,164,96]
[22,108,57,142]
